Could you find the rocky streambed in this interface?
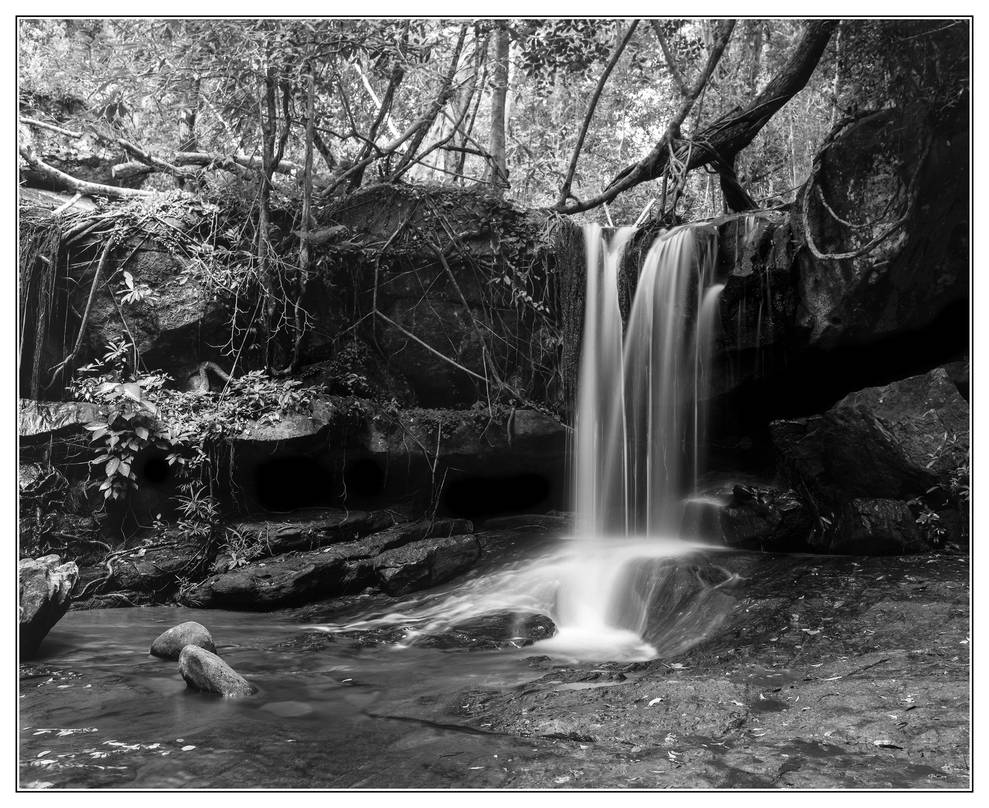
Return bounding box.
[19,528,969,790]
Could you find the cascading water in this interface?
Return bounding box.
[543,223,725,659]
[316,221,730,663]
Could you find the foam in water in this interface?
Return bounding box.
[317,223,725,662]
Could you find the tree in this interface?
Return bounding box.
[487,21,510,194]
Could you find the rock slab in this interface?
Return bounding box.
[375,534,481,595]
[19,555,78,659]
[178,646,256,697]
[150,621,216,660]
[182,522,483,610]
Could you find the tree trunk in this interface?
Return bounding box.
[487,22,510,195]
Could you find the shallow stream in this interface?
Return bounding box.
[19,540,969,789]
[20,538,741,789]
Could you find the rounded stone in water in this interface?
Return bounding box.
[178,646,256,697]
[150,621,216,660]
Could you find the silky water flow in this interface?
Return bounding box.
[317,223,730,662]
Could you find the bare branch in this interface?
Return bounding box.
[323,26,468,196]
[554,19,837,215]
[19,145,153,199]
[20,117,83,139]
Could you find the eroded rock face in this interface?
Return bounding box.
[178,646,256,697]
[711,102,967,404]
[312,184,556,407]
[19,555,79,658]
[793,103,968,350]
[82,242,228,378]
[150,621,216,660]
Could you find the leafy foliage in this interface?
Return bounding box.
[18,18,968,226]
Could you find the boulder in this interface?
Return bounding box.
[834,366,969,488]
[720,485,814,552]
[769,363,971,554]
[19,555,79,658]
[832,499,926,555]
[150,621,216,660]
[793,103,967,351]
[178,646,256,697]
[374,534,481,596]
[770,407,936,504]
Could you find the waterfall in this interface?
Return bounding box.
[573,225,635,537]
[549,223,724,656]
[319,222,729,663]
[575,223,721,536]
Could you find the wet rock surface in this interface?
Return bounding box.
[434,551,970,789]
[178,645,256,697]
[19,555,79,658]
[416,612,557,650]
[150,621,216,660]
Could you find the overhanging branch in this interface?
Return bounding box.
[554,19,838,215]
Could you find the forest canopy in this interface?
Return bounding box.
[18,18,969,224]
